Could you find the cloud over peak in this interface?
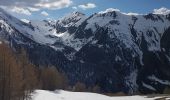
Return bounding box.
[72,6,77,10]
[0,0,72,10]
[0,0,72,15]
[41,11,49,16]
[98,8,141,16]
[35,0,72,10]
[78,3,96,10]
[99,8,120,14]
[153,7,170,15]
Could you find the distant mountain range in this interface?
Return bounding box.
[0,8,170,94]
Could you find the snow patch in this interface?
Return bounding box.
[142,82,156,91]
[50,46,64,52]
[31,90,158,100]
[148,75,170,86]
[21,19,30,23]
[115,55,121,61]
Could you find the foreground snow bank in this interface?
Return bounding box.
[31,90,170,100]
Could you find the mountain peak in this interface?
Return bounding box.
[57,11,86,27]
[72,11,85,16]
[61,11,86,20]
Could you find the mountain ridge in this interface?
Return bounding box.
[0,8,170,94]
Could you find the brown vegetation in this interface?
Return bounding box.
[73,82,87,92]
[40,67,68,91]
[164,87,170,94]
[0,43,39,100]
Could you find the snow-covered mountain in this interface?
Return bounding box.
[1,8,170,94]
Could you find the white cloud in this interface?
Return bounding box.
[41,11,49,16]
[47,18,52,20]
[78,3,96,10]
[35,0,72,10]
[153,7,170,15]
[0,6,39,16]
[11,6,32,16]
[0,0,72,11]
[99,8,140,16]
[21,19,30,23]
[72,6,77,10]
[99,8,120,14]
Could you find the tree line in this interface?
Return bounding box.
[0,43,101,100]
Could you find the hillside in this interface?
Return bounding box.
[1,7,170,94]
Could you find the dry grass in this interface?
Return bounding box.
[103,92,127,96]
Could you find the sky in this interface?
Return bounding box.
[0,0,170,21]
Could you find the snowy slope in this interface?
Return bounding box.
[29,20,58,44]
[53,9,170,54]
[1,7,170,52]
[0,8,57,44]
[31,90,170,100]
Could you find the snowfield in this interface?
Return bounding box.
[31,90,170,100]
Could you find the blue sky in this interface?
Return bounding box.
[1,0,170,20]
